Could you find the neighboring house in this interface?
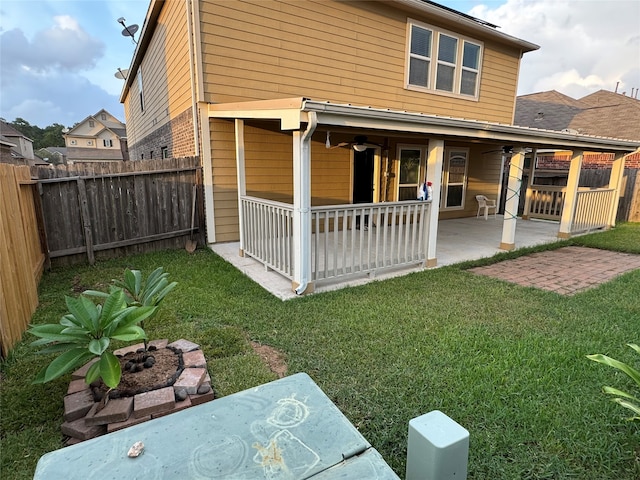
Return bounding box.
[515,90,640,221]
[120,0,640,294]
[0,120,35,165]
[64,110,129,162]
[515,89,640,141]
[35,146,68,165]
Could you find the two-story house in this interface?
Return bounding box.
[63,110,129,162]
[120,0,640,294]
[0,120,35,165]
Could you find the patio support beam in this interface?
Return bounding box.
[425,139,444,267]
[558,150,584,239]
[235,119,247,256]
[500,148,526,250]
[292,113,317,295]
[607,152,626,228]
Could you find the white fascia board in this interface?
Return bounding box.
[208,98,304,130]
[302,101,640,153]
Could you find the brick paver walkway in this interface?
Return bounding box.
[469,246,640,295]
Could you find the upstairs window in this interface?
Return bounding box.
[406,20,482,99]
[137,68,145,112]
[103,139,113,147]
[408,25,432,88]
[89,120,95,127]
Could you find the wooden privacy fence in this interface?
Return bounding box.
[32,157,203,265]
[0,163,47,358]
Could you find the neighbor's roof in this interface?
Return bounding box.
[515,90,640,141]
[0,120,32,141]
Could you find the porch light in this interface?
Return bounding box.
[353,135,368,152]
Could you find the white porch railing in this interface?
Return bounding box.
[311,201,431,281]
[526,186,566,220]
[571,188,616,234]
[241,196,294,278]
[240,196,431,283]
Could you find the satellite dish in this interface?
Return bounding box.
[114,68,129,80]
[121,24,139,38]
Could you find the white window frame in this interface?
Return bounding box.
[441,148,469,210]
[396,145,427,201]
[405,19,483,100]
[103,139,113,147]
[137,68,145,112]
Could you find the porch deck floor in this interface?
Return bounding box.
[209,215,561,300]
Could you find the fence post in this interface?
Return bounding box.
[76,178,95,265]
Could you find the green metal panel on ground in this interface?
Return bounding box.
[34,373,399,479]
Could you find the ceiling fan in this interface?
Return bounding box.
[325,133,376,151]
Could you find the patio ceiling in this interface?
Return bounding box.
[207,97,640,154]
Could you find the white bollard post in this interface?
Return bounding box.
[405,410,469,480]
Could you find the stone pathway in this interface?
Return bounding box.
[469,246,640,295]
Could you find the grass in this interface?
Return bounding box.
[2,223,640,479]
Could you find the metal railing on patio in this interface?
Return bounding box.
[240,196,431,283]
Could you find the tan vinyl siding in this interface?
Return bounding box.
[124,0,192,147]
[199,0,522,124]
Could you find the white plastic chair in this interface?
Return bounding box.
[475,195,497,220]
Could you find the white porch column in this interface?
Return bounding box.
[425,139,444,267]
[292,113,317,294]
[500,148,526,250]
[234,119,247,256]
[558,150,584,239]
[607,152,626,227]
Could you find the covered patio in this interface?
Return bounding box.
[210,216,560,300]
[204,98,639,296]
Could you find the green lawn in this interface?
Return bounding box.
[2,223,639,479]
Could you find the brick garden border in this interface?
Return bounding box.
[61,339,214,445]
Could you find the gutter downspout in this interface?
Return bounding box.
[294,112,317,295]
[186,0,199,156]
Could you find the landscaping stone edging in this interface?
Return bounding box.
[61,339,214,445]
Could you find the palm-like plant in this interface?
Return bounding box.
[587,343,640,422]
[85,267,177,350]
[29,289,156,388]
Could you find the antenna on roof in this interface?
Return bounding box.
[117,17,138,45]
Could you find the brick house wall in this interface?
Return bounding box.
[128,109,195,161]
[536,152,640,170]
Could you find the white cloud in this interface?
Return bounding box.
[469,0,640,98]
[1,15,105,73]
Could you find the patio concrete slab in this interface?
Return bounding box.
[469,246,640,295]
[210,216,561,300]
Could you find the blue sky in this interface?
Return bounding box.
[1,0,639,128]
